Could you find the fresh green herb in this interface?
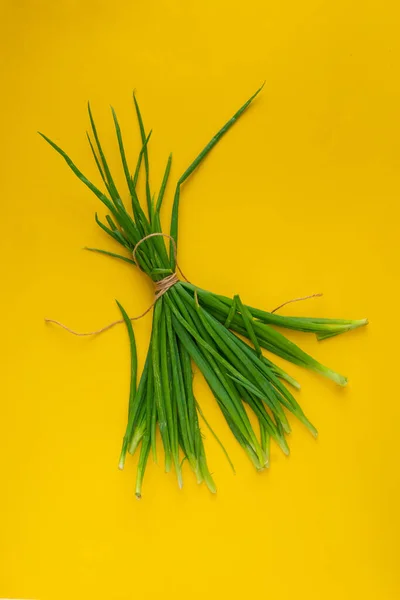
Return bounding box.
[40,86,367,496]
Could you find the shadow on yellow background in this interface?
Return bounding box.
[1,1,399,599]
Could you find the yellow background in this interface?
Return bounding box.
[1,1,399,598]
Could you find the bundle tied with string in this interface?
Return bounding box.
[40,85,368,497]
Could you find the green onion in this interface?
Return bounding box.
[40,85,367,496]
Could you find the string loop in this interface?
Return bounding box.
[132,232,189,283]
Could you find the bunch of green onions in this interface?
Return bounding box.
[40,85,367,497]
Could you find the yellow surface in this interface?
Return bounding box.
[1,1,399,598]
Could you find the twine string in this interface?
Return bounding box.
[45,233,323,336]
[270,293,323,314]
[45,234,187,336]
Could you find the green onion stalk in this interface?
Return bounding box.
[40,85,367,497]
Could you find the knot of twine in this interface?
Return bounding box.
[45,232,322,337]
[45,233,187,336]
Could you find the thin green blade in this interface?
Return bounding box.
[169,83,265,266]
